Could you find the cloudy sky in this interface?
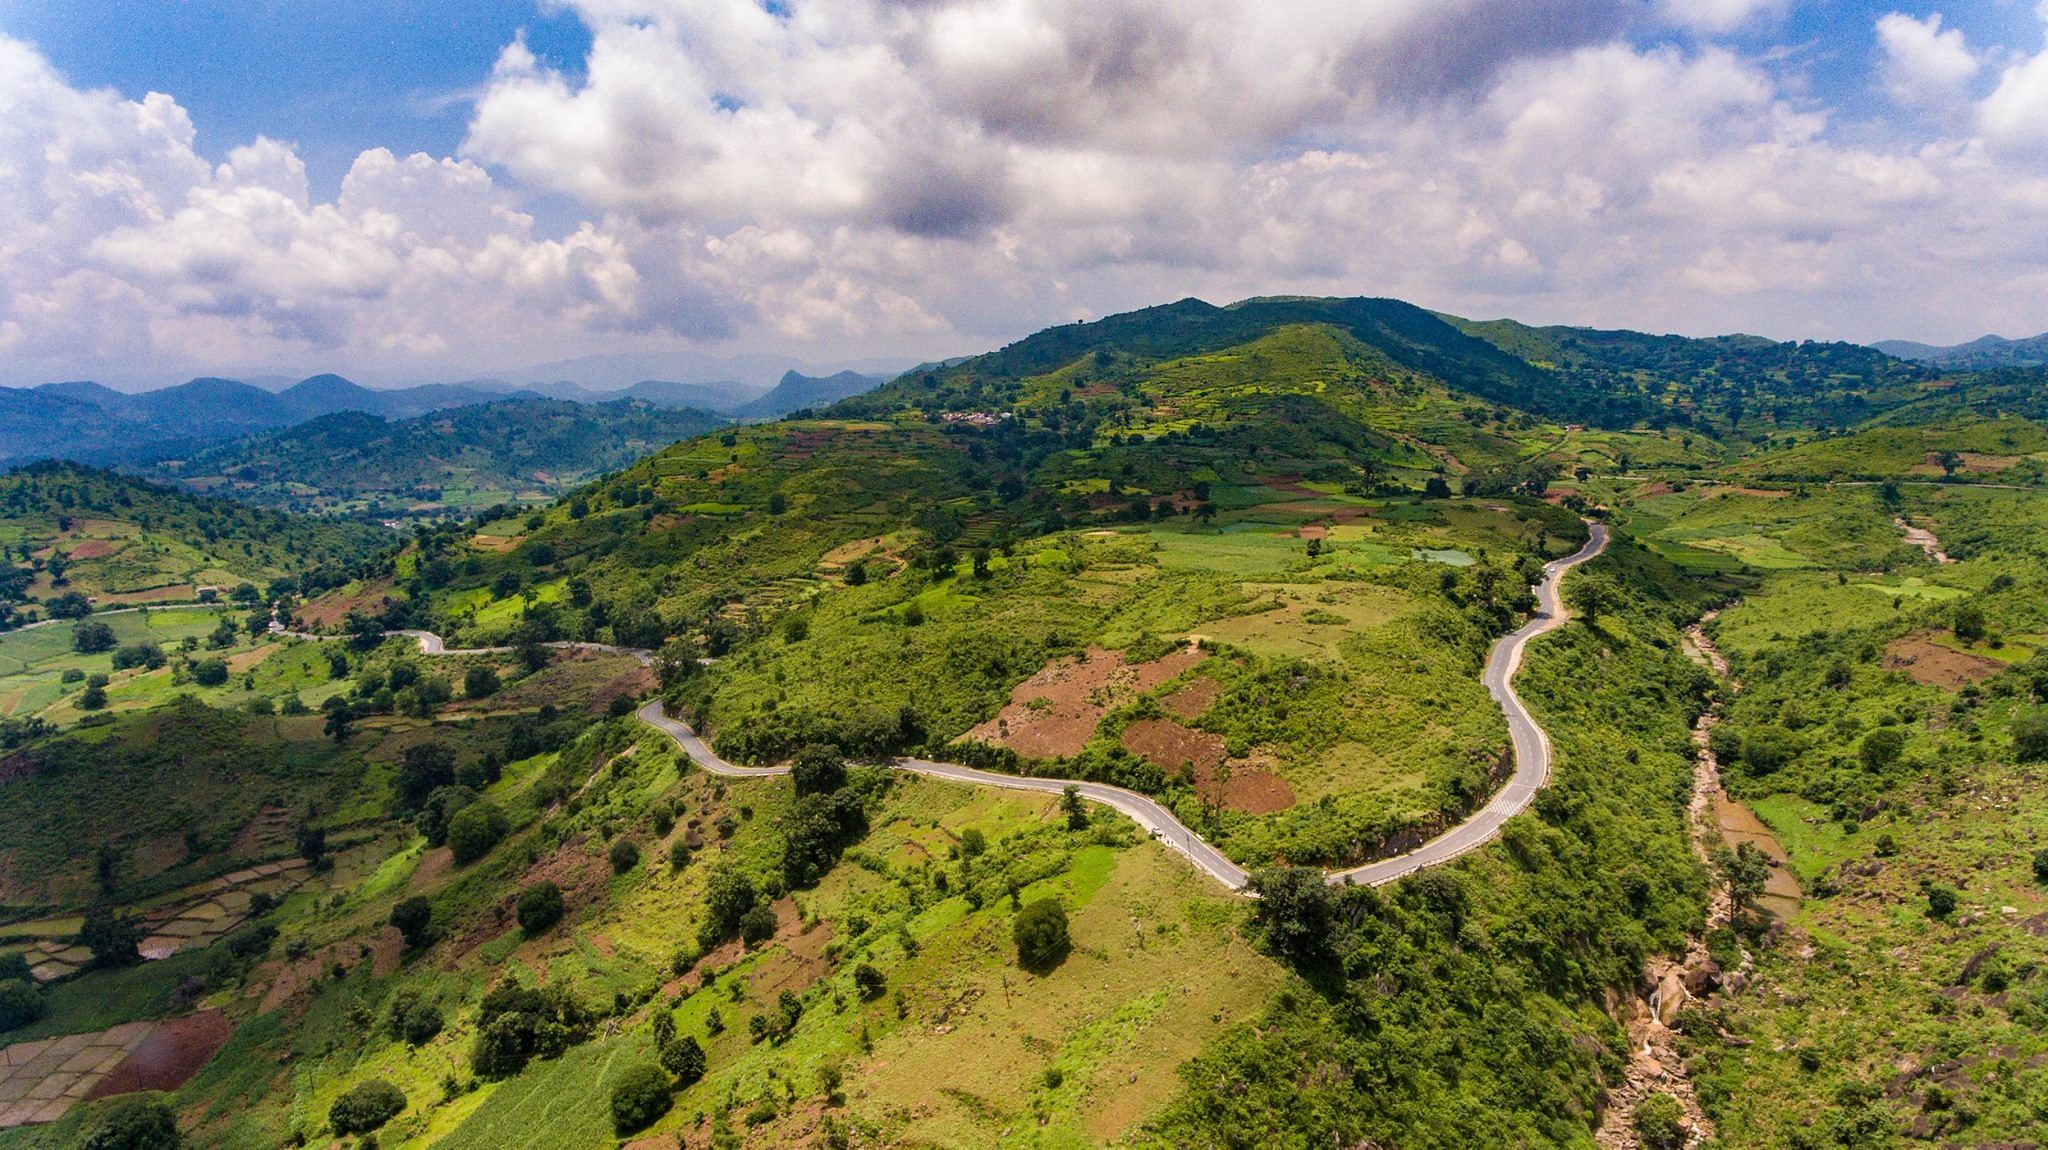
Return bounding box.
[2,0,2047,387]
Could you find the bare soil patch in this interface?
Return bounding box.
[1884,632,2002,688]
[296,577,397,629]
[1711,797,1802,919]
[64,540,122,560]
[84,1010,231,1101]
[224,643,279,674]
[1121,719,1225,776]
[963,645,1205,760]
[469,533,524,554]
[1119,721,1294,813]
[1160,678,1220,720]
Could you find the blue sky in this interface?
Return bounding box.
[0,0,589,197]
[0,0,2046,385]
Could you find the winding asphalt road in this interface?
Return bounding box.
[277,521,1608,894]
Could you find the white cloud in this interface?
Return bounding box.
[1656,0,1787,35]
[10,2,2048,382]
[1877,13,1979,106]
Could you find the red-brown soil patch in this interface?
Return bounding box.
[1207,760,1297,815]
[1884,632,2004,688]
[1121,719,1225,776]
[1296,525,1328,541]
[964,645,1206,760]
[1120,720,1294,814]
[85,1011,232,1101]
[295,577,397,629]
[409,847,454,892]
[258,927,404,1013]
[225,643,279,673]
[65,539,122,560]
[1636,481,1675,498]
[1160,678,1220,720]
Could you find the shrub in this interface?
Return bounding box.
[659,1034,707,1087]
[740,903,778,947]
[80,1096,182,1150]
[698,868,757,946]
[516,882,564,935]
[2034,848,2048,884]
[398,1002,444,1045]
[1013,899,1070,972]
[609,1063,673,1134]
[1859,728,1905,772]
[464,664,501,698]
[790,743,847,795]
[447,802,509,865]
[1926,884,1958,919]
[853,963,886,1001]
[668,839,691,871]
[610,838,641,874]
[189,658,229,687]
[79,685,107,710]
[80,905,142,967]
[0,978,45,1031]
[73,620,117,653]
[1953,602,1987,643]
[111,643,164,671]
[390,896,433,948]
[329,1079,406,1135]
[2015,713,2048,762]
[1633,1093,1685,1150]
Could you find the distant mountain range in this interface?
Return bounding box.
[1872,333,2048,369]
[0,367,897,467]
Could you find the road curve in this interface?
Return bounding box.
[1324,522,1607,886]
[274,521,1608,894]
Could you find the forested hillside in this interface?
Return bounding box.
[140,399,727,519]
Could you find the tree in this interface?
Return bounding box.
[390,896,434,948]
[79,904,142,967]
[448,802,509,865]
[791,743,848,795]
[844,559,867,587]
[1715,842,1772,913]
[1060,785,1088,830]
[79,684,107,710]
[1953,601,1986,644]
[2015,712,2048,762]
[80,1096,182,1150]
[73,620,116,653]
[188,658,228,687]
[2034,848,2048,885]
[767,491,788,515]
[1423,475,1452,499]
[700,867,757,945]
[1860,727,1905,772]
[780,791,866,888]
[516,881,564,935]
[1633,1093,1685,1150]
[295,823,327,868]
[610,837,641,874]
[464,664,501,698]
[1564,574,1619,625]
[323,705,354,744]
[1248,866,1337,966]
[1013,898,1070,972]
[609,1062,673,1134]
[398,743,457,808]
[329,1079,406,1135]
[660,1033,707,1086]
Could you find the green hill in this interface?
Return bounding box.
[140,398,728,520]
[0,463,388,620]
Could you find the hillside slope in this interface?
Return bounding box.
[140,399,727,519]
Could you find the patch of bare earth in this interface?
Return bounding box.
[1893,516,1954,564]
[1884,631,2001,688]
[963,645,1205,760]
[257,927,403,1013]
[1119,720,1296,814]
[295,577,397,629]
[1160,678,1219,720]
[65,540,122,560]
[84,1011,232,1101]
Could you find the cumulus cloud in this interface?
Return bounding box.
[1877,12,1979,106]
[8,1,2048,382]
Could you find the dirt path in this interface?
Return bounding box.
[1894,516,1953,564]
